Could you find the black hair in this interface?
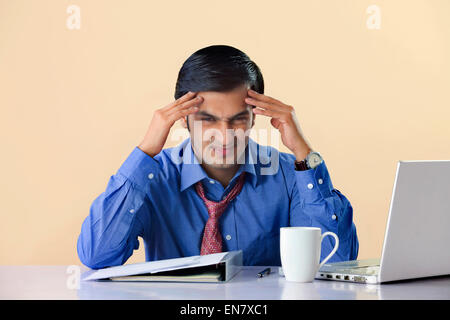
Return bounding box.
[174,45,264,130]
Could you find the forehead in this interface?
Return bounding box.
[196,85,251,117]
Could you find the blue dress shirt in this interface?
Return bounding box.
[77,138,359,269]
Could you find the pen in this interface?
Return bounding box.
[257,267,271,278]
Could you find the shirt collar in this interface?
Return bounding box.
[179,137,259,192]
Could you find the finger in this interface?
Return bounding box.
[252,107,283,119]
[162,91,197,111]
[245,97,285,112]
[252,105,290,122]
[247,89,285,107]
[167,96,203,116]
[168,106,200,123]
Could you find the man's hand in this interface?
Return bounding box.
[138,92,203,157]
[245,89,312,161]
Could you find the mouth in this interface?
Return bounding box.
[213,146,234,156]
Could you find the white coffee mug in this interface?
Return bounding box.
[280,227,339,282]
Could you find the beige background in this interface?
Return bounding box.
[1,0,449,265]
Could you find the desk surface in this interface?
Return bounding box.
[1,265,450,300]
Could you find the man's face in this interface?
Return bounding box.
[183,84,255,169]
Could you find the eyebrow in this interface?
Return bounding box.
[196,109,250,120]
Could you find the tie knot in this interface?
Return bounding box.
[195,172,246,218]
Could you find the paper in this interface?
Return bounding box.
[83,252,228,281]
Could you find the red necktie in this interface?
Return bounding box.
[195,172,246,255]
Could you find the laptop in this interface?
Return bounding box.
[315,160,450,284]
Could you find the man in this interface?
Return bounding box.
[77,45,358,269]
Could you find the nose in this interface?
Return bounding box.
[217,120,235,147]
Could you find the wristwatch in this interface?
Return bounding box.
[295,151,323,171]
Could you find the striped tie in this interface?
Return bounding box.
[195,172,246,255]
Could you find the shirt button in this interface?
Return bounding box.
[129,209,135,214]
[225,235,232,241]
[148,173,154,179]
[332,214,337,220]
[209,180,215,184]
[318,179,323,185]
[307,183,314,189]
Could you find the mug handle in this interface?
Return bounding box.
[319,231,339,269]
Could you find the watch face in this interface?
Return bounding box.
[307,152,322,169]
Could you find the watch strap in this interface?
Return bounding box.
[294,159,309,171]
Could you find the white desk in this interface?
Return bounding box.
[1,265,450,300]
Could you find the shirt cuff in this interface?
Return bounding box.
[295,160,334,203]
[117,146,161,192]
